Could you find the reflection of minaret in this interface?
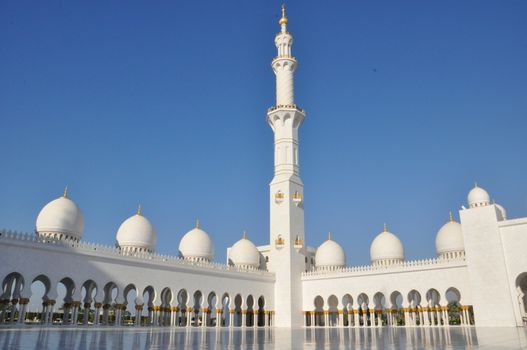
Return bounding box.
[267,5,306,328]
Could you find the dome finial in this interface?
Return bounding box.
[383,223,388,232]
[449,211,455,222]
[328,232,332,240]
[137,204,142,216]
[242,230,247,239]
[474,182,478,188]
[196,219,200,229]
[279,4,288,27]
[63,185,68,198]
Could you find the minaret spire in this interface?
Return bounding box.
[279,4,288,32]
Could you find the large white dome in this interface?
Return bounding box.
[229,232,260,269]
[468,184,490,208]
[370,225,404,265]
[116,208,156,253]
[179,222,214,262]
[435,213,464,257]
[36,190,84,241]
[315,233,346,270]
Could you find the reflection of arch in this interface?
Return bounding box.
[516,273,527,322]
[314,295,324,326]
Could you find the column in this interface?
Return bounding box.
[47,300,55,324]
[187,309,192,327]
[241,309,247,328]
[202,308,208,327]
[271,311,275,327]
[369,309,375,327]
[216,309,222,328]
[10,299,18,323]
[17,298,29,324]
[135,304,143,326]
[403,309,409,326]
[83,303,91,325]
[324,310,329,327]
[102,304,110,325]
[443,307,449,327]
[94,303,101,325]
[338,310,344,327]
[253,310,258,328]
[229,309,235,327]
[354,310,359,327]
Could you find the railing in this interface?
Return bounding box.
[0,229,274,278]
[302,256,466,278]
[267,104,304,114]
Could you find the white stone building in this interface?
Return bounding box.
[1,6,527,329]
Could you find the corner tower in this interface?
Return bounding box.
[267,5,306,327]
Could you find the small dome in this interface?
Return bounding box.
[116,207,156,253]
[36,189,84,241]
[435,213,464,257]
[229,232,260,269]
[468,184,490,208]
[179,221,214,262]
[370,224,404,265]
[495,203,507,220]
[315,233,346,270]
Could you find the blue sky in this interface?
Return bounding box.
[1,0,526,265]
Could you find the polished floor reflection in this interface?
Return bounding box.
[1,326,527,349]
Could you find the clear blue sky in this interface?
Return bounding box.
[1,0,526,265]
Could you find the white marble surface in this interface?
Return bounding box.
[1,326,527,349]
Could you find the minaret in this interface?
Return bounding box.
[267,5,306,328]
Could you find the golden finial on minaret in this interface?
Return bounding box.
[63,186,68,198]
[279,4,288,26]
[383,223,388,232]
[196,219,200,229]
[242,230,247,239]
[449,211,454,222]
[137,204,142,216]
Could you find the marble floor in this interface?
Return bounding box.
[0,326,526,349]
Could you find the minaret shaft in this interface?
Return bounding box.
[266,6,306,327]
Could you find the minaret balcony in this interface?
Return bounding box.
[267,104,304,114]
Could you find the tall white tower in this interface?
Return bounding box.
[266,5,306,328]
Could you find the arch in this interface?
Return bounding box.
[327,295,338,326]
[29,275,51,324]
[407,289,422,326]
[142,285,155,326]
[101,282,118,325]
[1,272,25,324]
[160,287,173,326]
[80,279,98,325]
[57,277,76,325]
[257,295,265,327]
[516,273,527,323]
[177,289,188,327]
[314,295,324,326]
[192,290,203,326]
[220,293,230,327]
[245,295,255,326]
[342,294,353,326]
[390,290,404,326]
[357,293,369,326]
[207,292,217,326]
[373,292,386,327]
[234,294,243,327]
[123,284,137,326]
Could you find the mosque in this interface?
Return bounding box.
[1,6,527,329]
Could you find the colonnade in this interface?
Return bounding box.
[304,305,473,327]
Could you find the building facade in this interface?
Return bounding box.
[1,6,527,329]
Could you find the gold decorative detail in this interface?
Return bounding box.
[196,219,200,229]
[294,235,303,246]
[449,211,455,222]
[63,186,68,198]
[275,235,285,246]
[275,191,285,202]
[242,230,247,240]
[279,4,288,26]
[384,223,388,232]
[137,204,142,216]
[293,191,302,200]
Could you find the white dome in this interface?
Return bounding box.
[116,209,156,253]
[229,233,260,269]
[36,192,84,241]
[495,203,507,220]
[179,222,214,262]
[370,225,404,264]
[435,213,464,256]
[468,184,490,208]
[315,234,346,269]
